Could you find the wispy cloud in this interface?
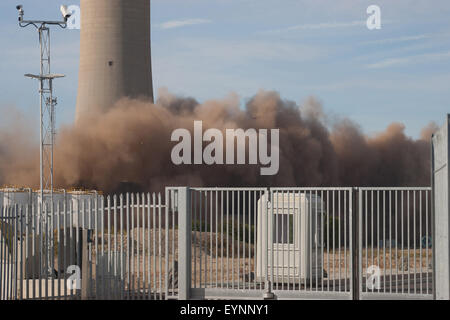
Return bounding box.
[158,18,212,30]
[367,51,450,69]
[158,37,328,64]
[264,20,366,34]
[360,34,430,46]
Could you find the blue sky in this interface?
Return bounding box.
[1,0,450,139]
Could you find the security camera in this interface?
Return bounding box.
[60,5,72,20]
[16,4,24,14]
[16,4,24,21]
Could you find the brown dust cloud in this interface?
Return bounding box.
[0,89,438,194]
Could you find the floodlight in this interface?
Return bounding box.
[60,5,72,20]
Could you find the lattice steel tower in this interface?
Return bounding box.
[17,5,70,205]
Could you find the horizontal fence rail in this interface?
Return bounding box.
[0,187,435,300]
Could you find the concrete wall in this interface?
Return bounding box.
[76,0,153,122]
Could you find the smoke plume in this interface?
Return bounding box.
[0,90,437,194]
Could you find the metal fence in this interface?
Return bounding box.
[0,186,434,300]
[185,188,354,299]
[358,188,433,300]
[188,188,266,299]
[0,192,178,300]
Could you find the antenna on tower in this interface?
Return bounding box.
[17,4,68,278]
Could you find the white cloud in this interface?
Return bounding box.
[158,19,212,30]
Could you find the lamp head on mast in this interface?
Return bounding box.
[16,4,68,29]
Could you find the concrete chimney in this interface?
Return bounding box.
[75,0,153,122]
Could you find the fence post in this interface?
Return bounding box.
[177,187,191,300]
[431,114,450,300]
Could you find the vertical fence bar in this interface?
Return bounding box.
[144,193,147,299]
[426,190,429,295]
[107,196,112,300]
[158,193,162,300]
[172,190,177,298]
[395,191,398,294]
[18,205,23,301]
[253,191,257,291]
[56,201,61,299]
[227,191,230,289]
[39,204,44,300]
[400,190,405,293]
[199,191,203,288]
[143,194,147,299]
[120,194,124,300]
[343,190,349,292]
[165,191,169,299]
[413,191,417,295]
[132,194,136,298]
[309,190,312,292]
[276,191,280,290]
[294,191,298,292]
[209,191,213,289]
[419,191,422,295]
[114,195,119,299]
[349,189,355,299]
[376,191,379,292]
[5,206,10,300]
[327,190,330,292]
[63,199,68,300]
[25,203,30,300]
[44,202,49,300]
[221,190,224,289]
[407,191,410,294]
[146,193,150,300]
[137,194,141,299]
[50,201,55,300]
[383,191,386,293]
[270,190,274,288]
[389,190,392,294]
[364,190,368,295]
[288,191,291,291]
[243,191,246,290]
[152,193,156,300]
[14,205,18,300]
[193,191,197,289]
[215,191,219,289]
[331,190,335,292]
[178,188,191,300]
[0,207,3,300]
[204,192,207,289]
[337,190,340,292]
[237,191,240,290]
[358,189,363,299]
[232,191,235,289]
